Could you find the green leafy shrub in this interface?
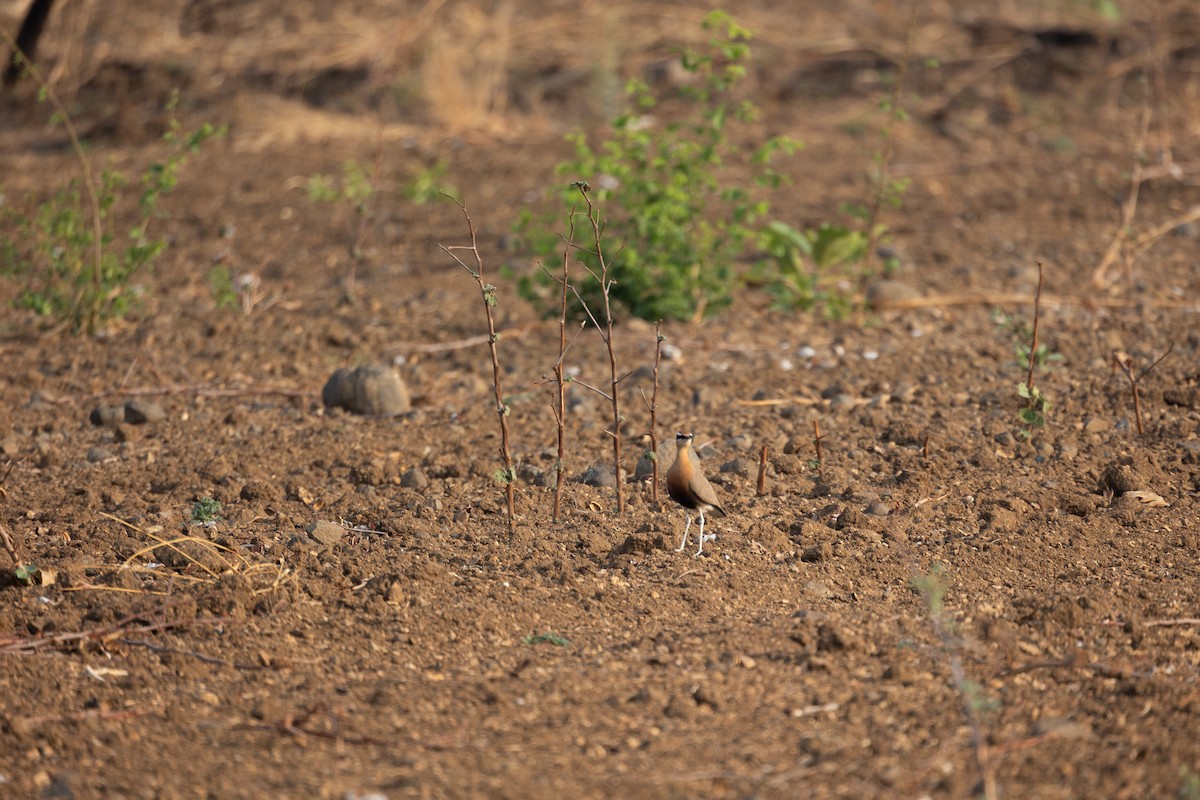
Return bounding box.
[515,10,799,322]
[1,110,221,334]
[760,221,868,319]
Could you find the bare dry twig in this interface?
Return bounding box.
[643,321,665,504]
[1112,344,1174,435]
[439,197,518,533]
[568,182,626,513]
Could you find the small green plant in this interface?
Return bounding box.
[1180,766,1200,800]
[190,497,222,525]
[306,160,374,207]
[1017,382,1051,431]
[307,157,380,300]
[911,562,999,798]
[1016,262,1051,439]
[992,309,1063,370]
[522,632,570,646]
[761,221,865,319]
[515,10,799,322]
[1,98,220,334]
[208,265,264,314]
[13,564,41,585]
[209,265,239,310]
[910,563,948,618]
[405,160,456,204]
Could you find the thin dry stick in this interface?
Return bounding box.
[861,9,916,281]
[1092,105,1152,288]
[1129,204,1200,262]
[439,199,517,534]
[51,382,315,405]
[1113,344,1174,435]
[812,418,827,479]
[871,292,1199,311]
[1024,262,1044,401]
[571,182,625,512]
[12,705,162,728]
[551,212,579,524]
[646,321,665,504]
[391,323,538,354]
[1143,618,1200,628]
[1,522,24,568]
[756,444,768,497]
[345,132,385,301]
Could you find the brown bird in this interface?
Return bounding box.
[666,432,726,555]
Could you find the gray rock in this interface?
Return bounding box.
[86,447,112,463]
[400,467,429,490]
[124,399,165,424]
[516,463,547,487]
[635,439,675,482]
[801,543,831,563]
[306,520,345,546]
[322,364,411,416]
[89,405,126,427]
[719,457,755,477]
[580,464,616,488]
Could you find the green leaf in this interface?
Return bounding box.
[14,565,40,585]
[522,632,570,646]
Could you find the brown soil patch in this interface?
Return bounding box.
[2,2,1200,798]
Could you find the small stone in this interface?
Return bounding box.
[865,501,892,516]
[239,481,278,503]
[321,364,411,416]
[719,457,754,477]
[124,400,165,424]
[864,279,920,309]
[516,463,548,487]
[835,506,865,530]
[1100,463,1145,495]
[86,447,112,463]
[801,543,831,563]
[579,464,616,488]
[1033,717,1093,740]
[89,405,126,427]
[635,440,675,482]
[305,520,345,546]
[400,467,429,490]
[0,436,20,457]
[828,394,859,411]
[804,580,833,598]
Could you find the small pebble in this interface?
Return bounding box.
[400,467,429,490]
[580,464,616,488]
[322,365,411,416]
[124,400,165,424]
[306,520,345,546]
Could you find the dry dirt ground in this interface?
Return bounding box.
[2,1,1200,798]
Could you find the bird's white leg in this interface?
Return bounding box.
[675,512,693,552]
[695,510,717,556]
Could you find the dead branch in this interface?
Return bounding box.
[439,198,518,534]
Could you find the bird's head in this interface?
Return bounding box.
[675,432,694,448]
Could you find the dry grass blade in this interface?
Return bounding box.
[79,511,295,597]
